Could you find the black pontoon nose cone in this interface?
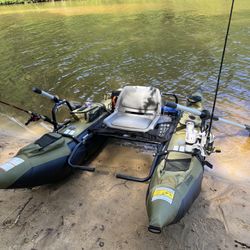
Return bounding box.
[148,225,162,234]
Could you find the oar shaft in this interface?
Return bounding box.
[165,102,250,131]
[214,116,249,131]
[214,116,244,129]
[165,102,202,116]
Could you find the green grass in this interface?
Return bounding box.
[0,0,50,5]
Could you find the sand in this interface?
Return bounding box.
[0,119,250,250]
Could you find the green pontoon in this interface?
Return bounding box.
[147,91,207,233]
[0,86,249,233]
[1,0,249,234]
[0,90,109,188]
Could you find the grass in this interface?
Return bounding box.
[0,0,50,5]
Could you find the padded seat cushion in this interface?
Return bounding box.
[110,113,153,130]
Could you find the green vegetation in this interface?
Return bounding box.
[0,0,49,5]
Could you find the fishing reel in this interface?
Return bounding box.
[25,113,41,126]
[25,111,55,127]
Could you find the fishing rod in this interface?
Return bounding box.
[207,0,235,137]
[0,100,54,126]
[170,0,249,138]
[1,87,82,131]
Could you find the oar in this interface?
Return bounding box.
[166,102,250,132]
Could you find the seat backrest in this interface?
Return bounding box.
[115,86,161,115]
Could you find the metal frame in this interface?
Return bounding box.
[51,100,74,131]
[68,140,96,172]
[66,107,180,183]
[116,142,169,182]
[92,131,170,183]
[67,130,169,181]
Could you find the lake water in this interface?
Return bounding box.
[0,0,249,182]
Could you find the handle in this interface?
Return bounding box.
[165,102,202,116]
[32,87,59,103]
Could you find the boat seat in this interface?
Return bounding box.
[104,86,162,132]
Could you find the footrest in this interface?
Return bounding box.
[203,161,213,169]
[71,165,95,172]
[116,173,150,182]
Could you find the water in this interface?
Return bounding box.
[0,0,249,182]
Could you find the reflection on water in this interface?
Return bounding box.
[210,130,250,183]
[0,0,249,182]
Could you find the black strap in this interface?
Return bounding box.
[58,132,81,143]
[35,134,61,148]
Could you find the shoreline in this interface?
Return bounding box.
[0,0,58,6]
[0,125,249,249]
